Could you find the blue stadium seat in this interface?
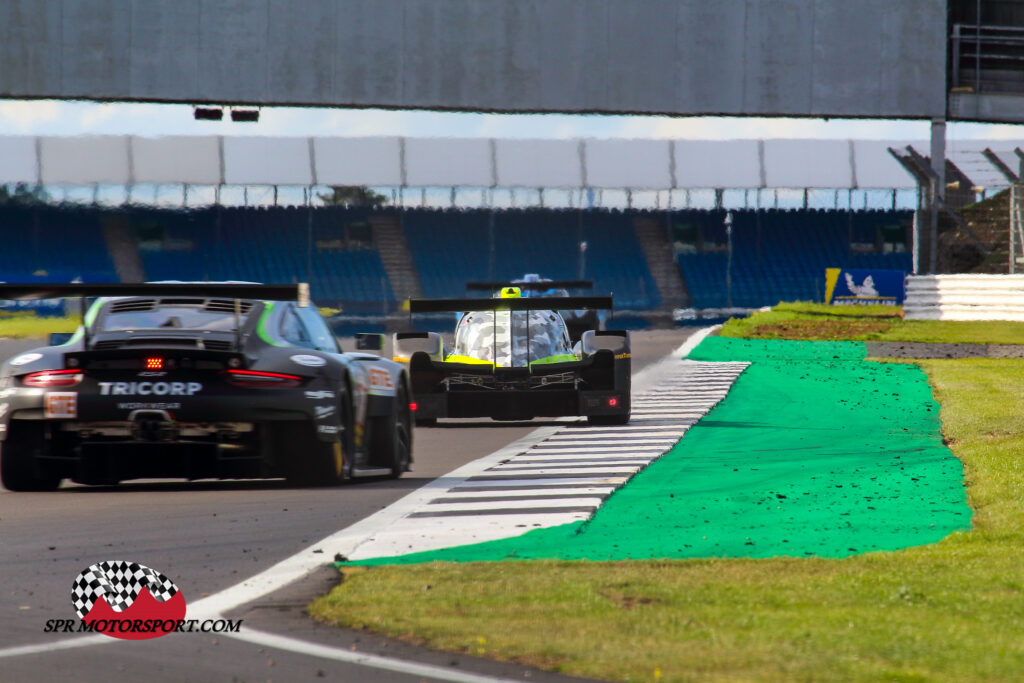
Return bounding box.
[0,206,118,283]
[676,208,913,308]
[402,208,660,309]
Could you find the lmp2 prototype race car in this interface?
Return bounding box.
[465,275,602,343]
[393,287,630,425]
[0,283,412,491]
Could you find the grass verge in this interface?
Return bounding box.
[0,310,337,340]
[309,354,1024,681]
[0,313,79,339]
[721,301,1024,344]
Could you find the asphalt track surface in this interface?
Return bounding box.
[0,328,697,683]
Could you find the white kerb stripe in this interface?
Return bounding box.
[229,628,523,683]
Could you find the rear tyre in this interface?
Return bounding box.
[284,432,351,487]
[282,389,353,487]
[371,387,412,479]
[0,422,61,492]
[587,413,630,426]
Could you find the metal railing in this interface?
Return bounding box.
[951,23,1024,93]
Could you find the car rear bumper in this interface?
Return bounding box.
[0,386,340,482]
[55,438,274,482]
[415,388,629,421]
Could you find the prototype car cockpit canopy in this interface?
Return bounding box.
[452,307,573,367]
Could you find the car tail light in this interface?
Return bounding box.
[223,369,303,388]
[409,402,418,412]
[607,397,619,407]
[145,357,164,370]
[22,369,85,388]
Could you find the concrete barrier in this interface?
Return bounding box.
[904,274,1024,321]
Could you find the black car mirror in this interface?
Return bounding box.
[49,332,74,346]
[355,333,384,352]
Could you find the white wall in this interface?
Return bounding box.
[675,139,761,189]
[0,136,37,184]
[132,136,221,185]
[404,138,492,187]
[40,136,129,185]
[496,138,580,188]
[314,137,402,186]
[223,137,312,186]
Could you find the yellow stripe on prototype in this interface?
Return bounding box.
[442,355,495,366]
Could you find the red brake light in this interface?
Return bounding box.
[145,357,164,370]
[409,402,418,412]
[23,369,84,388]
[223,369,303,388]
[607,397,618,407]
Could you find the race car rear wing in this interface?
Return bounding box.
[408,295,613,314]
[0,282,304,302]
[465,280,594,291]
[0,282,309,352]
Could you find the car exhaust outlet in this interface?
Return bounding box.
[128,409,178,442]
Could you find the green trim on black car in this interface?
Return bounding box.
[256,301,288,347]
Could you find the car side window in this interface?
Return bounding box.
[279,307,315,349]
[296,307,339,353]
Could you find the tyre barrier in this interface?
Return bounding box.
[904,274,1024,321]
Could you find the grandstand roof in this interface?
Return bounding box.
[0,135,1022,193]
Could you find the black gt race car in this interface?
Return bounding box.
[0,282,412,491]
[393,288,630,425]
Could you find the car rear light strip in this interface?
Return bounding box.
[22,369,85,387]
[222,369,304,388]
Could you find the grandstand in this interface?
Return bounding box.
[402,208,659,310]
[674,208,912,309]
[7,132,1004,318]
[0,200,913,316]
[0,204,118,283]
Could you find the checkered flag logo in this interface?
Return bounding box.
[71,561,179,619]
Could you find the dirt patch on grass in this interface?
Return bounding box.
[597,590,662,610]
[749,319,893,340]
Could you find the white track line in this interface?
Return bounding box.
[483,467,641,477]
[0,635,108,660]
[435,487,615,499]
[452,476,632,488]
[519,446,668,454]
[228,628,526,683]
[525,438,677,446]
[543,432,677,439]
[418,499,607,513]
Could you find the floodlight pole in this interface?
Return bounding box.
[487,210,496,280]
[724,211,734,308]
[929,119,946,274]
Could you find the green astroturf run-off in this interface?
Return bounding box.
[349,337,971,565]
